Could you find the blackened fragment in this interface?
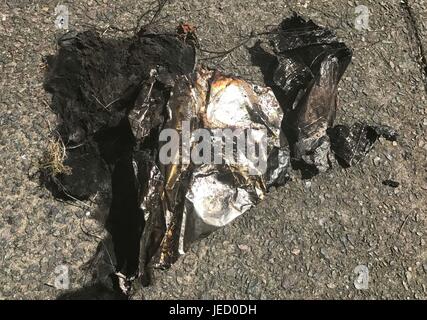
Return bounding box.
[382,180,400,188]
[328,123,398,167]
[274,14,338,52]
[265,147,291,188]
[43,29,197,292]
[42,13,399,296]
[55,148,111,200]
[56,282,127,300]
[370,125,399,142]
[254,13,352,173]
[43,30,196,202]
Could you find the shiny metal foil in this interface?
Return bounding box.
[131,68,290,270]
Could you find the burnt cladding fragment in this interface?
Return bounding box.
[44,29,196,290]
[133,68,287,274]
[250,14,397,176]
[273,15,353,174]
[44,30,196,200]
[328,123,398,167]
[43,13,397,297]
[251,14,353,175]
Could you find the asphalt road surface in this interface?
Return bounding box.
[0,0,426,299]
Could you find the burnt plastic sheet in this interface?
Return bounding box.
[252,14,353,175]
[44,30,199,286]
[44,30,196,203]
[44,28,289,292]
[43,14,397,297]
[249,15,398,178]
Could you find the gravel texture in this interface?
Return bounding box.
[0,0,426,299]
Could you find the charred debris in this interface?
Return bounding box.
[43,14,397,298]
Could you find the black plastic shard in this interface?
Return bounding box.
[42,14,397,298]
[253,14,353,175]
[327,123,398,167]
[382,180,400,188]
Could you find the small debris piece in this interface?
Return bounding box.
[328,123,398,167]
[382,180,400,188]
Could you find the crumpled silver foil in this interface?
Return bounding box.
[131,68,289,270]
